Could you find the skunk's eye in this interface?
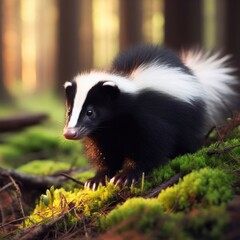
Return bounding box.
[86,109,93,116]
[86,107,96,119]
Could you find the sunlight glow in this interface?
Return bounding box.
[152,13,164,44]
[143,0,164,44]
[2,0,21,91]
[93,0,119,68]
[21,0,37,93]
[2,0,166,95]
[203,0,216,49]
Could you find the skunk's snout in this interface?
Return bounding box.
[63,127,79,140]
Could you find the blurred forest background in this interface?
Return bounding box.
[1,1,240,238]
[0,0,240,108]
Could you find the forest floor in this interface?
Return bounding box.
[0,96,240,239]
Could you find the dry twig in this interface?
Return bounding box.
[7,175,26,227]
[207,143,240,156]
[59,173,85,186]
[144,172,185,198]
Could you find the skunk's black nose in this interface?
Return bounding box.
[63,127,79,140]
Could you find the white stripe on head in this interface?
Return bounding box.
[67,71,137,128]
[68,65,204,128]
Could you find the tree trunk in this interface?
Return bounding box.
[56,0,80,96]
[119,0,143,51]
[225,0,240,77]
[0,1,12,104]
[164,0,203,50]
[79,0,93,71]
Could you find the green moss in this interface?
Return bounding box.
[0,126,87,168]
[148,139,240,189]
[25,184,119,227]
[101,197,228,239]
[184,206,229,240]
[17,160,71,175]
[7,127,59,152]
[150,151,212,189]
[158,168,233,211]
[0,145,23,167]
[100,198,164,232]
[7,109,238,239]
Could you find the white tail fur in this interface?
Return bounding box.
[181,50,238,127]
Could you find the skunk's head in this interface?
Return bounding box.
[63,72,135,140]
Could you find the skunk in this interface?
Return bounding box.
[63,45,239,190]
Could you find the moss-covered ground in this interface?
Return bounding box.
[0,96,240,239]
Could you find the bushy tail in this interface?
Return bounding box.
[181,50,240,127]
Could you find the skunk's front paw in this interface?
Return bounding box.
[110,170,141,187]
[84,174,108,191]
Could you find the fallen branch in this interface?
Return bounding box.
[0,113,48,132]
[144,172,185,198]
[207,143,240,156]
[0,166,90,192]
[0,167,65,191]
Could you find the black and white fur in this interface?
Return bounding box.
[63,45,239,190]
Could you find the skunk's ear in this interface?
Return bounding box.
[102,81,117,87]
[102,81,120,98]
[64,81,72,89]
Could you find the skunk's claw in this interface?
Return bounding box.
[110,171,139,187]
[84,175,107,191]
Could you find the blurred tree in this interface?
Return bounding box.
[225,0,240,77]
[164,0,203,50]
[56,0,80,95]
[79,0,93,71]
[2,0,22,93]
[35,0,57,92]
[119,0,143,51]
[0,0,12,104]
